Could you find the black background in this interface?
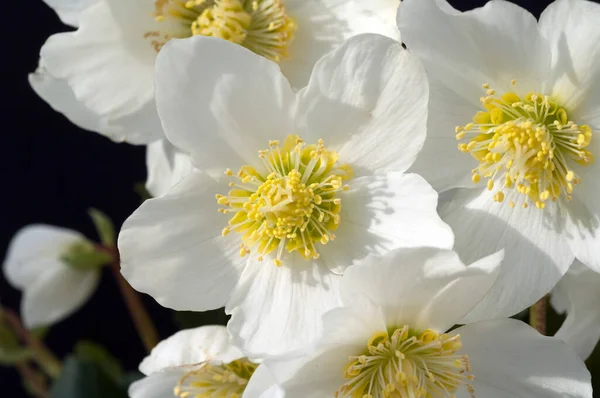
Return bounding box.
[1,0,598,396]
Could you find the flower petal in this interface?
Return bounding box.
[319,172,453,274]
[38,1,160,144]
[22,266,100,328]
[540,0,600,127]
[341,247,503,332]
[129,369,186,398]
[398,0,550,101]
[118,171,245,311]
[226,257,342,359]
[41,0,98,27]
[455,319,592,398]
[155,36,296,179]
[3,225,85,289]
[552,260,600,360]
[267,294,386,398]
[243,364,283,398]
[140,325,243,375]
[441,188,575,323]
[297,34,428,175]
[145,140,194,198]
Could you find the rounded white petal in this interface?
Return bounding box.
[155,36,296,179]
[140,325,243,375]
[41,0,98,27]
[552,260,600,360]
[341,247,503,332]
[267,295,386,398]
[441,188,575,323]
[243,364,283,398]
[281,0,400,88]
[22,266,100,328]
[145,140,195,198]
[226,257,343,359]
[118,171,245,311]
[540,0,600,127]
[455,319,592,398]
[38,1,161,144]
[3,225,85,289]
[398,0,550,101]
[319,172,453,274]
[297,34,428,175]
[129,369,186,398]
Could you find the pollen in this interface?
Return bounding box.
[336,326,472,398]
[217,135,353,267]
[455,81,595,209]
[151,0,296,62]
[174,357,257,398]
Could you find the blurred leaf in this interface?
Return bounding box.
[88,208,116,247]
[173,309,229,330]
[74,341,123,384]
[0,323,32,366]
[50,357,128,398]
[30,326,50,341]
[120,371,144,390]
[61,243,112,271]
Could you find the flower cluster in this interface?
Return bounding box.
[3,0,600,397]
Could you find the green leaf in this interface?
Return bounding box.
[74,341,123,384]
[88,208,116,247]
[50,357,128,398]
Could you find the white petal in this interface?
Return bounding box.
[552,261,600,360]
[320,172,453,274]
[442,188,575,323]
[297,34,428,175]
[455,319,592,398]
[226,257,342,358]
[118,171,245,311]
[540,0,600,127]
[41,0,98,27]
[341,247,502,332]
[39,2,160,144]
[3,225,85,289]
[140,325,243,375]
[129,369,186,398]
[398,0,550,101]
[281,0,400,88]
[22,266,100,328]
[155,36,296,179]
[243,365,283,398]
[145,140,194,198]
[267,295,386,398]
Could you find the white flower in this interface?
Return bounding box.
[397,0,600,322]
[146,140,194,197]
[118,34,454,358]
[129,325,282,398]
[265,247,593,398]
[551,259,600,360]
[30,0,401,144]
[2,225,102,328]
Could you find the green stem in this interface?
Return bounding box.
[107,249,159,353]
[3,309,62,379]
[529,295,548,335]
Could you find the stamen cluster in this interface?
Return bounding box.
[152,0,297,61]
[337,326,472,398]
[217,135,352,266]
[456,81,594,209]
[174,358,258,398]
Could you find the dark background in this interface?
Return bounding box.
[1,0,598,396]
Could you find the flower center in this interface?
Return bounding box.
[337,327,472,398]
[455,81,594,209]
[216,135,353,266]
[174,357,257,398]
[150,0,297,61]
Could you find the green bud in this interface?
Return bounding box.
[61,241,112,271]
[88,208,116,248]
